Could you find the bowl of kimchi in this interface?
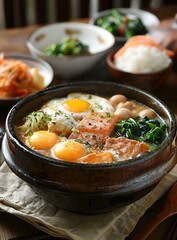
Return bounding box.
[2,81,177,213]
[0,53,53,107]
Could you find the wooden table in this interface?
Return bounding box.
[0,5,177,240]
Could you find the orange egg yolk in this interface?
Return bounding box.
[53,141,86,162]
[63,98,90,113]
[28,130,59,150]
[78,152,114,164]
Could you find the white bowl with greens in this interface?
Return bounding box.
[90,8,160,47]
[27,22,115,79]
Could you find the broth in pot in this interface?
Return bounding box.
[15,92,167,164]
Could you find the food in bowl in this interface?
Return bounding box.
[3,82,177,213]
[44,36,90,56]
[95,8,148,38]
[16,92,167,164]
[113,35,174,73]
[0,54,46,98]
[90,8,160,47]
[27,22,115,78]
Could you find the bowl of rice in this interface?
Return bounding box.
[107,35,174,91]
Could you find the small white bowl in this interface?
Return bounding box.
[27,22,115,79]
[90,8,160,47]
[0,54,53,107]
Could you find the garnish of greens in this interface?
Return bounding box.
[95,9,147,38]
[18,110,50,135]
[114,117,167,149]
[44,36,90,56]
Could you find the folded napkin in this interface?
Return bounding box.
[0,161,177,240]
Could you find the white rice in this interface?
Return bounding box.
[114,45,172,73]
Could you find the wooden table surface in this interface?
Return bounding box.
[0,4,177,240]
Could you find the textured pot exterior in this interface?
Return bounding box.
[3,82,177,213]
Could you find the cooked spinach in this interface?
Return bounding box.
[44,37,90,56]
[125,17,148,38]
[114,117,167,148]
[95,9,147,38]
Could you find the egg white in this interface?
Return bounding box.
[48,111,77,136]
[42,93,114,120]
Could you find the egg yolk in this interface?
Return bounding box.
[28,130,59,150]
[78,152,114,164]
[63,99,90,113]
[53,141,86,162]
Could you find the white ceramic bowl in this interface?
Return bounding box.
[27,22,115,79]
[90,8,160,47]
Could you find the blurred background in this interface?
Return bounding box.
[0,0,176,29]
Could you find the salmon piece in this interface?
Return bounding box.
[103,137,150,161]
[69,112,118,147]
[74,112,118,136]
[78,152,114,164]
[69,132,104,147]
[114,35,175,59]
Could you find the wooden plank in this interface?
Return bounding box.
[163,0,177,4]
[14,0,27,27]
[4,0,15,28]
[121,0,131,8]
[0,211,66,239]
[98,0,114,11]
[0,212,41,239]
[35,0,48,24]
[55,0,70,22]
[79,0,90,18]
[139,0,151,9]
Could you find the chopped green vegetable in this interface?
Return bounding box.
[114,116,167,149]
[95,9,147,38]
[18,110,50,135]
[44,36,90,56]
[125,17,148,38]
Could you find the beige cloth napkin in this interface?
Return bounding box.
[0,161,177,240]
